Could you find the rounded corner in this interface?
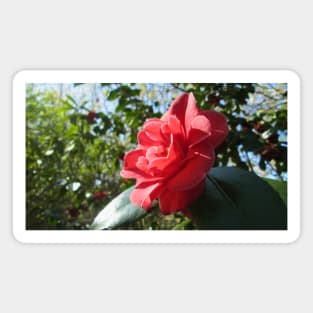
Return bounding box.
[286,227,301,244]
[12,227,27,244]
[284,69,301,85]
[13,70,27,83]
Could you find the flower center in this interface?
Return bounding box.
[145,145,167,161]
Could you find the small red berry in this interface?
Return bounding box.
[266,134,279,144]
[67,207,79,218]
[118,153,125,161]
[253,122,265,133]
[208,94,220,107]
[241,121,251,133]
[86,111,97,123]
[93,191,109,200]
[261,145,281,161]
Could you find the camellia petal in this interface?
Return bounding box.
[130,181,163,210]
[121,149,150,179]
[137,130,156,148]
[122,149,145,171]
[167,115,186,158]
[161,93,182,122]
[148,134,179,171]
[162,93,199,135]
[161,93,188,124]
[184,93,200,134]
[201,110,229,147]
[143,118,167,145]
[161,123,171,141]
[166,138,215,191]
[159,180,205,215]
[187,115,212,148]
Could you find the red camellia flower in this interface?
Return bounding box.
[121,93,228,217]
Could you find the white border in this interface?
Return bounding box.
[13,70,300,243]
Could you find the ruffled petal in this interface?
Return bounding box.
[145,146,166,161]
[120,149,150,179]
[130,181,163,210]
[137,130,156,148]
[167,115,186,158]
[201,110,228,147]
[161,123,171,141]
[160,93,190,123]
[145,116,187,173]
[159,180,205,215]
[184,93,200,134]
[187,115,212,148]
[143,118,167,144]
[161,93,199,135]
[148,134,179,171]
[166,138,214,191]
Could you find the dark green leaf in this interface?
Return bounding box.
[107,89,120,101]
[189,167,287,230]
[90,186,146,230]
[262,177,287,206]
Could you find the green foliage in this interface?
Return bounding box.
[105,84,161,142]
[26,85,130,229]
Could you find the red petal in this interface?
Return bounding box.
[145,146,166,161]
[148,134,179,171]
[143,119,167,143]
[161,123,171,142]
[130,182,163,210]
[159,180,205,215]
[162,93,199,135]
[187,115,212,148]
[144,118,162,125]
[184,93,200,134]
[138,130,156,148]
[168,115,185,140]
[201,110,228,147]
[167,115,186,158]
[136,156,149,171]
[166,139,214,191]
[123,149,144,170]
[146,116,186,173]
[121,149,149,180]
[121,170,162,187]
[138,119,170,148]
